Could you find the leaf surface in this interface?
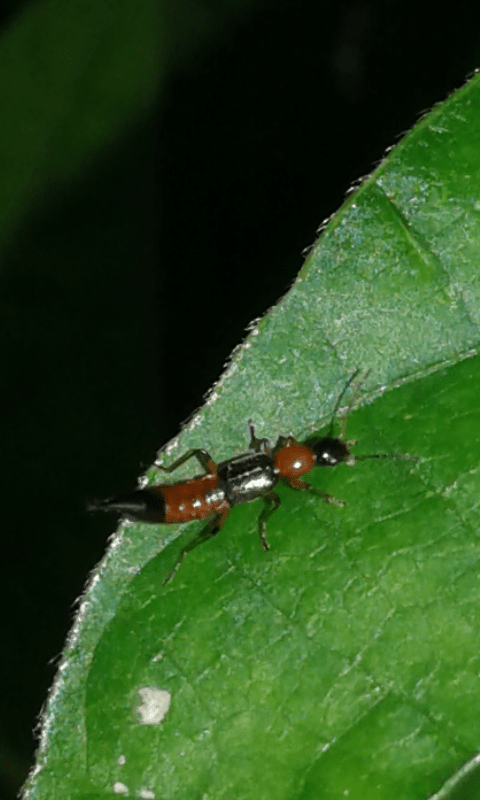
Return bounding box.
[25,73,480,800]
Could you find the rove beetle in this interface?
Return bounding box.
[92,370,418,582]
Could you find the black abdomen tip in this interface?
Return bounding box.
[88,489,166,523]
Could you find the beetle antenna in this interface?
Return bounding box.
[340,369,371,439]
[328,368,371,439]
[354,451,421,463]
[327,370,358,436]
[332,370,420,464]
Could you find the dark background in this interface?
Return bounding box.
[2,0,480,797]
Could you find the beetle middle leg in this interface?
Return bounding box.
[163,507,230,585]
[257,490,281,550]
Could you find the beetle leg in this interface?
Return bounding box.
[258,490,281,550]
[285,477,347,507]
[163,508,230,585]
[248,421,272,454]
[156,448,216,476]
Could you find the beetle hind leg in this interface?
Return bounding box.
[163,508,230,585]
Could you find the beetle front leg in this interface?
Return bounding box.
[286,477,347,507]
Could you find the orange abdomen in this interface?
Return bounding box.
[161,474,229,523]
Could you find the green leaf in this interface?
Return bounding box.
[24,75,480,800]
